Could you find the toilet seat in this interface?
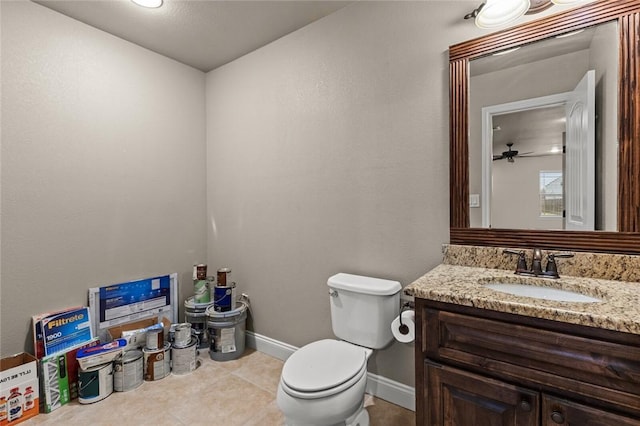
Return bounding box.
[281,339,368,399]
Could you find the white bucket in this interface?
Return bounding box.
[205,300,249,362]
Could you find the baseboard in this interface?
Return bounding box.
[364,372,416,412]
[245,331,416,412]
[246,330,298,361]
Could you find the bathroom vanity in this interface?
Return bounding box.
[420,0,640,423]
[405,246,640,426]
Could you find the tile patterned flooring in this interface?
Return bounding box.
[25,348,415,425]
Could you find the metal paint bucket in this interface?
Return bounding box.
[212,282,236,312]
[184,297,214,349]
[171,337,199,375]
[206,299,248,362]
[145,327,164,350]
[113,350,143,392]
[78,362,113,404]
[143,342,171,381]
[173,323,192,348]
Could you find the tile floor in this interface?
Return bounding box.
[25,348,415,425]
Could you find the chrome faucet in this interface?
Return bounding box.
[503,248,574,279]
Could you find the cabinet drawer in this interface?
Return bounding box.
[542,394,640,426]
[423,307,640,413]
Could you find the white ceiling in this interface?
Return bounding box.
[33,0,352,72]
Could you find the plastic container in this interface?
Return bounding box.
[205,298,249,361]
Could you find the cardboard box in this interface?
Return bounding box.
[40,307,92,357]
[0,353,39,425]
[40,339,99,413]
[108,317,171,350]
[32,306,82,359]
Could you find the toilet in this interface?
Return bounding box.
[277,273,401,426]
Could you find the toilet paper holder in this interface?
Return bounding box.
[398,301,415,335]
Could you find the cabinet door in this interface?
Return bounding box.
[426,361,539,426]
[542,394,640,426]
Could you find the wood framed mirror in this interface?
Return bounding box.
[450,0,640,254]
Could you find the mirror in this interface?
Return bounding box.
[468,23,618,231]
[449,0,640,254]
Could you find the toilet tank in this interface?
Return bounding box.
[327,273,401,349]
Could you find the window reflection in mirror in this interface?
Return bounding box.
[468,21,618,231]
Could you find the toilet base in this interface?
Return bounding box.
[283,402,369,426]
[345,405,369,426]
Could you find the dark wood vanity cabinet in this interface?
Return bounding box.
[415,299,640,426]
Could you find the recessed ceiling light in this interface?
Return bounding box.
[131,0,163,8]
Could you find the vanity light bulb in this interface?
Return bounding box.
[475,0,531,30]
[131,0,163,8]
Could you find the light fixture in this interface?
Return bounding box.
[475,0,531,29]
[131,0,163,8]
[493,47,521,56]
[550,0,585,4]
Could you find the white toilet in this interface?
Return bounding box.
[277,273,401,426]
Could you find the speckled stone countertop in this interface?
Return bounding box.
[405,245,640,335]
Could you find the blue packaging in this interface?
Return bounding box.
[212,283,236,312]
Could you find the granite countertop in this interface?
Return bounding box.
[405,263,640,335]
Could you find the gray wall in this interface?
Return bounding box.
[1,1,207,355]
[204,1,486,387]
[589,22,618,231]
[492,156,564,229]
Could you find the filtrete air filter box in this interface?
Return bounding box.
[0,353,39,425]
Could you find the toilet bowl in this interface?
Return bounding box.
[276,339,372,426]
[277,273,401,426]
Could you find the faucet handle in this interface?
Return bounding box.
[544,252,574,278]
[503,249,528,272]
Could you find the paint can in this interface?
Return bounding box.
[143,342,171,381]
[184,297,214,350]
[193,279,210,303]
[193,263,207,280]
[216,267,231,286]
[113,350,143,392]
[168,323,176,345]
[173,323,192,348]
[212,282,236,312]
[171,337,199,375]
[206,298,249,362]
[78,362,113,404]
[145,326,164,350]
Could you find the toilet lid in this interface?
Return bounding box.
[281,339,367,393]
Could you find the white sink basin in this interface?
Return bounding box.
[484,283,601,303]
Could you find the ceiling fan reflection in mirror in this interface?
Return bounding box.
[493,142,531,162]
[493,142,562,162]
